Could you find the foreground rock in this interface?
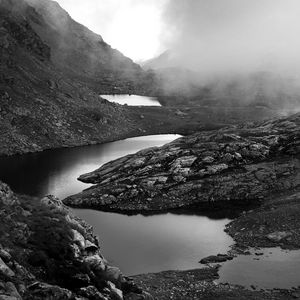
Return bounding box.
[0,181,152,300]
[64,113,300,212]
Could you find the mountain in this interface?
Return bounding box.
[2,0,153,93]
[0,0,157,156]
[142,50,173,70]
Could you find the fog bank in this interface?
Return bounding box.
[161,0,300,76]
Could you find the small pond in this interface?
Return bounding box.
[100,94,161,106]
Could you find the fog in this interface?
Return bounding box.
[161,0,300,76]
[149,0,300,109]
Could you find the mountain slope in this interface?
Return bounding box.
[0,0,157,156]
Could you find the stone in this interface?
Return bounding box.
[202,156,215,164]
[0,257,15,278]
[4,282,21,299]
[104,266,123,285]
[85,240,98,252]
[107,282,123,300]
[206,164,228,175]
[84,255,106,273]
[266,231,292,242]
[0,249,12,262]
[72,229,86,248]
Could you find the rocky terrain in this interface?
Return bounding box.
[134,267,300,300]
[64,113,300,213]
[0,180,153,300]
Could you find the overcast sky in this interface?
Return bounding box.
[55,0,168,62]
[55,0,300,74]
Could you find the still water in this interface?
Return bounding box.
[0,134,231,274]
[100,94,161,106]
[0,134,299,287]
[0,135,180,199]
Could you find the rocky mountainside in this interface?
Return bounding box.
[4,0,152,93]
[0,180,153,299]
[64,113,300,212]
[0,0,160,156]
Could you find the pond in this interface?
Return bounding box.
[100,94,161,106]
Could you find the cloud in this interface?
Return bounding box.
[161,0,300,76]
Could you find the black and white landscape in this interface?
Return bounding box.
[0,0,299,299]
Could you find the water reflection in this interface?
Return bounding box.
[73,209,232,275]
[218,248,300,289]
[0,135,180,198]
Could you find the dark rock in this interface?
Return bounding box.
[199,254,234,264]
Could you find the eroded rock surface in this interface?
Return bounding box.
[64,113,300,212]
[0,181,152,300]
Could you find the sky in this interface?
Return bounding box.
[55,0,168,62]
[162,0,300,75]
[55,0,300,75]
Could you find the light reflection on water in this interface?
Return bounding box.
[100,94,161,106]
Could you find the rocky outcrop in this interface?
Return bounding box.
[64,113,300,212]
[0,181,152,300]
[199,254,234,264]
